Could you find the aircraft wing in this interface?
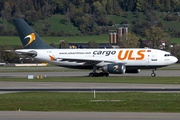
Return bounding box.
[58,57,126,65]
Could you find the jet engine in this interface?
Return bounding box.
[102,63,126,74]
[125,69,140,73]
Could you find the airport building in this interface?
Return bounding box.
[109,24,129,45]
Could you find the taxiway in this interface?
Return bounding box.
[0,70,180,78]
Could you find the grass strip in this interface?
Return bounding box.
[0,92,180,112]
[0,77,180,84]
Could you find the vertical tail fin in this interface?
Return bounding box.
[13,19,54,49]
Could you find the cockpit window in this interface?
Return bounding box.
[164,54,172,57]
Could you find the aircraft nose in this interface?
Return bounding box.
[173,57,178,63]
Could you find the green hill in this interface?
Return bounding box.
[33,14,81,35]
[0,35,180,49]
[108,12,146,26]
[0,35,109,48]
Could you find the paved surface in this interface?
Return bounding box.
[0,111,180,120]
[0,65,179,78]
[0,70,180,78]
[0,82,180,93]
[1,82,180,89]
[0,65,178,70]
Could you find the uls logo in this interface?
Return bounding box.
[118,50,146,60]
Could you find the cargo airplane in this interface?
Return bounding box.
[12,19,178,77]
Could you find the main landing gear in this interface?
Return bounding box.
[89,72,109,77]
[151,69,156,77]
[89,66,109,77]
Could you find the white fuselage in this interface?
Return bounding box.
[16,48,178,69]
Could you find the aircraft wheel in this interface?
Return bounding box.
[104,72,109,77]
[151,73,156,77]
[94,73,99,77]
[99,72,104,77]
[99,72,109,77]
[89,73,93,77]
[102,74,107,77]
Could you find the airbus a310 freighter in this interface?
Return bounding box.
[12,19,178,77]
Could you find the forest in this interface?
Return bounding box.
[1,0,180,37]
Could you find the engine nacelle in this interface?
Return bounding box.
[125,69,140,73]
[102,63,126,74]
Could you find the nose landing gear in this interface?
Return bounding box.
[151,69,156,77]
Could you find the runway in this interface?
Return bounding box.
[0,70,180,78]
[0,82,180,93]
[0,111,180,120]
[0,65,180,78]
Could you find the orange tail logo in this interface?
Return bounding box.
[49,55,55,61]
[24,33,36,47]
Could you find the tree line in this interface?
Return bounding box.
[1,0,180,20]
[1,0,180,36]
